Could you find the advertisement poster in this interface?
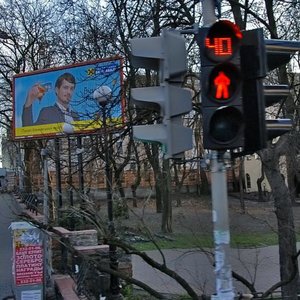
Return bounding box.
[13,57,124,139]
[11,222,43,286]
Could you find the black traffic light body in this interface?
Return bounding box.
[198,20,244,150]
[240,30,297,155]
[240,28,267,154]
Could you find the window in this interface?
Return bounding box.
[246,173,251,188]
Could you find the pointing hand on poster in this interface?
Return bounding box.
[24,83,52,108]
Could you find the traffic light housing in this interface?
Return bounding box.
[130,29,193,159]
[240,28,267,153]
[240,29,296,154]
[198,20,244,150]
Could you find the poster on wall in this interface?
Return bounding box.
[13,56,124,140]
[11,222,43,286]
[21,290,42,300]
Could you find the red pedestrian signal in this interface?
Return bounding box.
[197,20,244,150]
[214,71,230,99]
[208,64,240,102]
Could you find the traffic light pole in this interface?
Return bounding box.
[199,2,235,298]
[201,0,217,25]
[210,151,235,300]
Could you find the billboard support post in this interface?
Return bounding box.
[17,142,23,191]
[41,149,51,299]
[55,138,63,215]
[77,136,84,196]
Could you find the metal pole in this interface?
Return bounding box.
[77,136,84,195]
[101,103,123,300]
[42,149,49,225]
[201,0,217,26]
[200,2,234,298]
[211,151,234,300]
[18,142,23,191]
[55,138,63,212]
[67,136,75,231]
[41,149,50,300]
[67,136,74,207]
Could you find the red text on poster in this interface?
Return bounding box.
[15,245,43,286]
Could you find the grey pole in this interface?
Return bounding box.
[77,136,84,195]
[211,151,234,300]
[201,0,217,26]
[41,149,49,225]
[55,138,63,211]
[18,142,24,191]
[41,148,50,299]
[67,136,74,208]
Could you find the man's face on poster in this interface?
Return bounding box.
[56,79,75,107]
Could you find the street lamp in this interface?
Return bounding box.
[93,86,123,300]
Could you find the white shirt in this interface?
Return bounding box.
[56,102,74,123]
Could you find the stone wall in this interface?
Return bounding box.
[51,227,132,299]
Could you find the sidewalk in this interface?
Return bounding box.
[132,245,283,297]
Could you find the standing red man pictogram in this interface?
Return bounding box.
[214,71,231,99]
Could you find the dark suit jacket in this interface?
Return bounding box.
[22,104,79,126]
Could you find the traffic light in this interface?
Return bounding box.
[240,28,297,154]
[240,28,267,153]
[198,20,244,150]
[130,29,193,159]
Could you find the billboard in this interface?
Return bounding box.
[13,57,124,140]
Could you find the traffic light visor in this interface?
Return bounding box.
[205,20,242,62]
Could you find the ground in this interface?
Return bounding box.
[111,192,300,247]
[77,192,300,299]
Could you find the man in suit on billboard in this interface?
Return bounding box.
[22,72,79,126]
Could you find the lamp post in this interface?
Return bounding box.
[94,86,123,300]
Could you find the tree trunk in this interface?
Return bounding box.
[200,168,210,195]
[257,161,265,202]
[144,143,162,213]
[173,164,182,207]
[161,159,172,233]
[262,148,299,299]
[131,184,138,207]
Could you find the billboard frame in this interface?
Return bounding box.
[13,56,125,140]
